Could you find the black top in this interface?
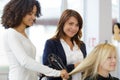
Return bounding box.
[85,74,119,80]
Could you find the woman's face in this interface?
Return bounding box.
[98,52,116,74]
[63,16,79,38]
[21,5,37,27]
[114,24,120,34]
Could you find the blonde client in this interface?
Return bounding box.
[69,43,119,80]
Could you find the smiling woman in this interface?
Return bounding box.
[42,9,87,80]
[1,0,69,80]
[69,43,119,80]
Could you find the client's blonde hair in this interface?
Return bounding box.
[69,43,117,80]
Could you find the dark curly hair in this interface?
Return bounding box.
[1,0,41,28]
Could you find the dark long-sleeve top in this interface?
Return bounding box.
[85,74,119,80]
[42,39,87,80]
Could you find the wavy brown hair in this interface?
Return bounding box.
[1,0,41,28]
[52,9,83,47]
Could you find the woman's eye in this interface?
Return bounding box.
[76,24,79,27]
[69,23,73,25]
[108,57,112,59]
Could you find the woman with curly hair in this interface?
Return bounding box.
[1,0,69,80]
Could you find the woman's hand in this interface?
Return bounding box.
[60,69,69,79]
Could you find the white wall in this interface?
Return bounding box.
[84,0,112,53]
